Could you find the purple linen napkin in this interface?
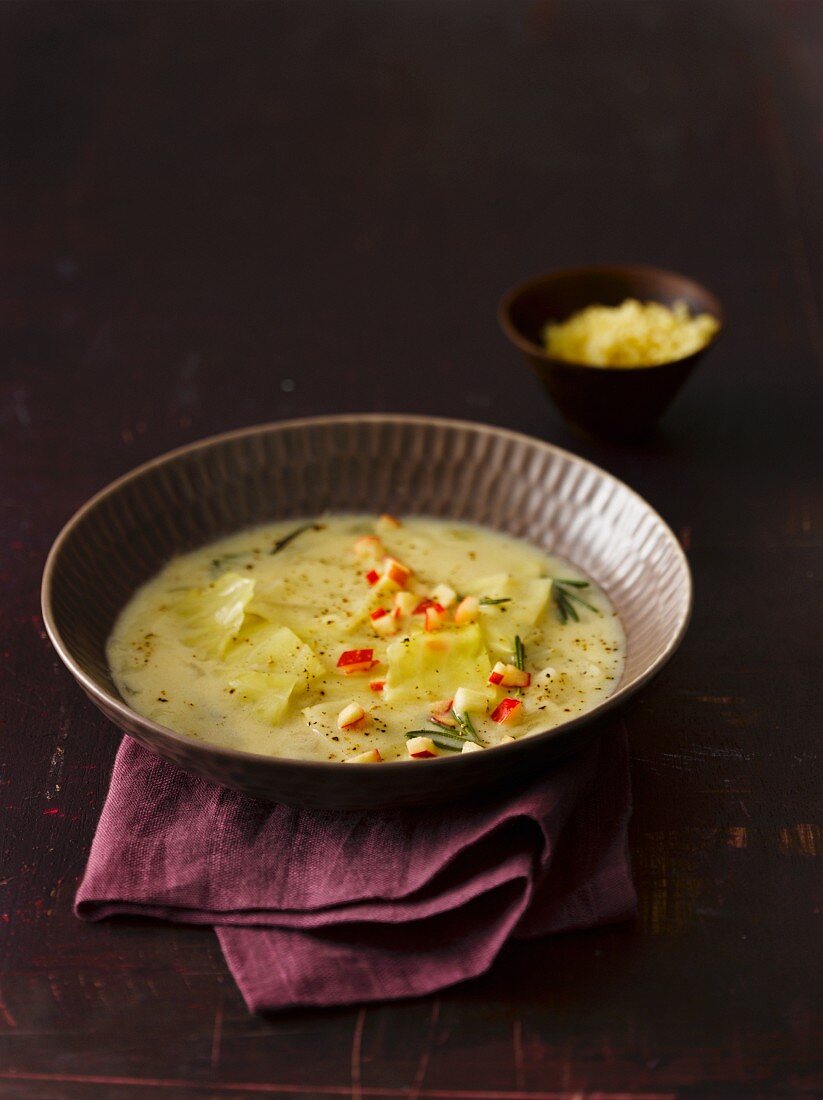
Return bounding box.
[76,730,635,1011]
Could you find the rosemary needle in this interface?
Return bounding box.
[269,522,321,555]
[405,729,467,753]
[554,579,598,623]
[451,709,480,742]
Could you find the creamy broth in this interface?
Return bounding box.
[108,515,625,762]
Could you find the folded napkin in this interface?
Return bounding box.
[76,730,635,1011]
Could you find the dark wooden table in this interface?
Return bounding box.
[2,2,821,1097]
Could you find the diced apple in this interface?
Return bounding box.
[393,591,417,619]
[429,698,457,728]
[406,735,437,758]
[488,661,531,688]
[365,569,380,586]
[509,667,532,688]
[345,748,383,764]
[490,697,523,725]
[453,595,479,625]
[369,679,385,692]
[382,557,412,588]
[424,603,447,631]
[338,703,366,729]
[378,513,402,529]
[337,648,377,674]
[431,583,457,609]
[461,741,482,754]
[453,686,488,715]
[354,535,384,559]
[499,735,516,744]
[371,609,398,637]
[413,598,437,615]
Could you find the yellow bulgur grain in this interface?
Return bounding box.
[542,299,719,368]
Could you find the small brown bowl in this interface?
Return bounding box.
[498,264,724,440]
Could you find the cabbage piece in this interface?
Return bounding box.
[249,572,369,642]
[249,596,334,647]
[384,624,491,704]
[461,573,514,599]
[226,623,325,695]
[520,577,553,623]
[470,576,553,658]
[344,586,390,634]
[302,700,343,738]
[175,572,256,658]
[228,671,297,725]
[249,576,328,620]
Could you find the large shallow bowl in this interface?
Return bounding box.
[42,415,691,809]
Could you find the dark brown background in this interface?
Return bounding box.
[1,2,821,1097]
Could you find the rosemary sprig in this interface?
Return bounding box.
[554,579,598,623]
[451,709,480,743]
[269,522,321,555]
[405,729,467,753]
[211,551,247,569]
[504,634,527,696]
[479,596,512,606]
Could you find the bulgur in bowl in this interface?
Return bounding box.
[499,264,724,439]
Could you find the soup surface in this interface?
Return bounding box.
[108,515,625,762]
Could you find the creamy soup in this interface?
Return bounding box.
[108,515,625,762]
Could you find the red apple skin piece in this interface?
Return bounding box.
[488,661,531,688]
[365,569,380,586]
[337,648,377,674]
[413,599,437,615]
[491,697,523,724]
[369,679,385,692]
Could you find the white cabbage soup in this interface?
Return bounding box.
[108,515,625,763]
